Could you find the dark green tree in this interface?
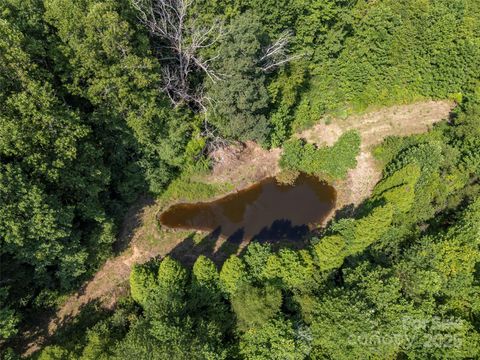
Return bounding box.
[207,11,271,143]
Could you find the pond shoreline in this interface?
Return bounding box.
[158,173,337,242]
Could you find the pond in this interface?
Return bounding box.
[159,173,336,243]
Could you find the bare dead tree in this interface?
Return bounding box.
[200,121,232,158]
[131,0,223,107]
[259,30,302,72]
[131,1,301,157]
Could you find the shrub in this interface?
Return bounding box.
[280,130,361,180]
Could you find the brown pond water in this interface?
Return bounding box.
[159,174,336,243]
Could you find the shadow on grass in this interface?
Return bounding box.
[12,299,110,358]
[114,195,156,254]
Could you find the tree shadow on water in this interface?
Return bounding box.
[251,219,310,251]
[169,227,244,267]
[168,219,318,267]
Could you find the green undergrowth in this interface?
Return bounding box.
[280,130,361,181]
[161,177,234,203]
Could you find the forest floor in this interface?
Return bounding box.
[20,99,454,356]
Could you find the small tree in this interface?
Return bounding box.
[129,262,158,306]
[231,284,282,331]
[219,255,248,297]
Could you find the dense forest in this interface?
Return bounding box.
[0,0,479,358]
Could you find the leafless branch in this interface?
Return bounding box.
[260,54,303,71]
[200,120,231,159]
[131,0,224,106]
[258,30,302,72]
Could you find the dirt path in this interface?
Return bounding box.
[299,100,454,211]
[19,100,454,356]
[20,197,160,356]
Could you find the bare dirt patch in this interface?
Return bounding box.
[205,141,282,189]
[300,100,453,149]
